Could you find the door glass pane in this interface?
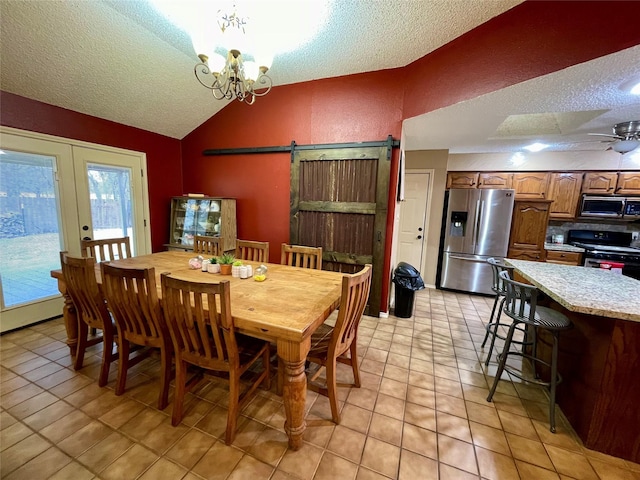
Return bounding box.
[0,150,62,308]
[87,164,135,253]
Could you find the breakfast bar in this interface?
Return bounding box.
[506,259,640,462]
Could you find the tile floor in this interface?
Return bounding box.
[2,288,640,480]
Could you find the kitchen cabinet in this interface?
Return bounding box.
[446,172,479,189]
[512,172,549,199]
[548,172,583,219]
[545,250,582,266]
[166,196,237,252]
[478,172,513,189]
[507,199,552,262]
[615,171,640,194]
[582,172,618,194]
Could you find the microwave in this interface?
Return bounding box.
[579,195,640,219]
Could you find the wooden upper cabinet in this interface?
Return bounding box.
[512,172,550,199]
[548,172,583,219]
[507,199,552,262]
[615,171,640,194]
[477,172,513,189]
[582,172,618,194]
[446,172,479,189]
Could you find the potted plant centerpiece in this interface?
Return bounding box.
[208,256,220,273]
[218,252,235,275]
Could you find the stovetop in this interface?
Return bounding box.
[570,242,640,255]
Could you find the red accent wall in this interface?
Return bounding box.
[0,91,182,252]
[403,1,640,118]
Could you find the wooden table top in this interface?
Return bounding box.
[54,251,344,343]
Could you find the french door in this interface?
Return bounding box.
[0,128,150,332]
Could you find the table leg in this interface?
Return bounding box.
[52,275,78,355]
[277,337,311,450]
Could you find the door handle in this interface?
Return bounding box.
[417,235,422,239]
[418,227,423,232]
[82,236,91,241]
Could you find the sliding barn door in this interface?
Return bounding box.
[290,146,390,317]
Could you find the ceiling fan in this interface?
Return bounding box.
[587,120,640,153]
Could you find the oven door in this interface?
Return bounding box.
[579,195,625,218]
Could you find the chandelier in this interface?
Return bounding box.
[192,8,273,105]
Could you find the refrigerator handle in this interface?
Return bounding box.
[472,200,483,248]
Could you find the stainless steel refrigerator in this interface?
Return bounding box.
[440,188,515,295]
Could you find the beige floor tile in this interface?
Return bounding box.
[0,376,30,396]
[545,444,599,480]
[515,459,561,480]
[0,433,51,477]
[469,421,511,456]
[498,409,539,440]
[57,420,113,457]
[48,460,95,480]
[435,392,467,419]
[587,458,638,480]
[1,383,44,409]
[373,393,405,420]
[340,403,373,434]
[0,422,33,451]
[475,446,519,480]
[465,400,501,429]
[368,412,403,446]
[76,431,133,473]
[315,451,358,480]
[404,402,436,431]
[166,428,216,470]
[378,377,407,400]
[139,458,188,480]
[406,385,435,409]
[101,443,158,480]
[438,434,478,475]
[347,386,378,411]
[48,373,94,397]
[140,416,189,454]
[398,449,438,480]
[278,442,324,480]
[191,441,243,480]
[407,370,435,390]
[248,426,289,466]
[361,437,401,479]
[40,409,93,443]
[436,411,472,443]
[99,397,146,429]
[361,359,386,376]
[506,431,554,470]
[439,462,480,480]
[228,454,274,480]
[3,446,71,480]
[402,423,437,460]
[327,425,367,463]
[20,361,64,382]
[387,352,411,369]
[7,391,59,420]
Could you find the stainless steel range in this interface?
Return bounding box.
[567,229,640,280]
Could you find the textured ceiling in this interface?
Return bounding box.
[0,0,521,139]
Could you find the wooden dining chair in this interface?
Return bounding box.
[306,264,372,424]
[81,236,132,262]
[280,243,323,269]
[59,252,117,387]
[193,235,223,257]
[160,274,271,444]
[235,239,269,263]
[100,262,173,409]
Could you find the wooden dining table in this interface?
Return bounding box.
[51,250,344,450]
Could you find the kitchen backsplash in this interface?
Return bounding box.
[547,221,640,248]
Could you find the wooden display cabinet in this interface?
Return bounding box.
[548,172,583,219]
[507,199,552,262]
[582,172,618,194]
[165,196,237,252]
[512,172,549,199]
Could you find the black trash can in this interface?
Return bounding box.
[392,262,425,318]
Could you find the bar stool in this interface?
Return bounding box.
[481,258,528,367]
[486,271,572,432]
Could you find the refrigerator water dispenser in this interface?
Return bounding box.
[449,211,467,237]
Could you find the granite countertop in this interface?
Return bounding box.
[506,259,640,322]
[544,243,585,253]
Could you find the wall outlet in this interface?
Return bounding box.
[633,232,639,241]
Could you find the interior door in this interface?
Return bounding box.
[397,172,430,272]
[290,145,390,317]
[72,146,147,256]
